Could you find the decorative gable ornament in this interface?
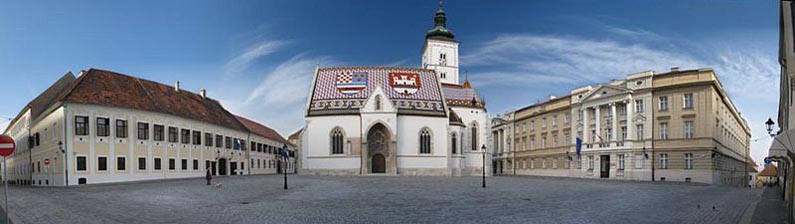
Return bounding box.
[389,72,421,95]
[335,71,368,95]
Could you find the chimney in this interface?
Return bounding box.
[200,89,206,98]
[174,81,180,92]
[670,67,679,72]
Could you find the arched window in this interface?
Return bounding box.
[331,128,344,154]
[375,95,381,111]
[471,123,478,151]
[451,133,457,154]
[419,128,431,154]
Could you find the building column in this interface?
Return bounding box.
[611,103,618,142]
[595,106,601,143]
[582,107,589,143]
[626,99,634,141]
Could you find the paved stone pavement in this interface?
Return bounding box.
[0,175,769,224]
[750,186,788,224]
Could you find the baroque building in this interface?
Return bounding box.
[492,68,751,186]
[299,3,490,176]
[2,68,291,186]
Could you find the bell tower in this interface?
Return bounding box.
[422,0,459,85]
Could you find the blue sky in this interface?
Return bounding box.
[0,0,780,166]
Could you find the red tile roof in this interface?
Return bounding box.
[61,69,247,132]
[235,115,289,145]
[441,83,484,109]
[759,165,778,177]
[288,128,303,141]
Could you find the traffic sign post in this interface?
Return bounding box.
[0,135,16,224]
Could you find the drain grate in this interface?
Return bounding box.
[240,202,250,205]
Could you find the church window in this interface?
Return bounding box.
[471,123,479,151]
[375,96,381,111]
[440,53,447,65]
[451,133,457,154]
[441,72,446,79]
[331,128,344,155]
[419,128,431,154]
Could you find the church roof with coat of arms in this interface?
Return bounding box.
[307,66,446,117]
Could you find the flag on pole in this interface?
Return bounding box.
[280,147,290,159]
[575,137,582,156]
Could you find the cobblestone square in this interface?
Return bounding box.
[0,175,764,224]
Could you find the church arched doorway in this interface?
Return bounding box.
[218,158,227,176]
[367,123,391,174]
[372,154,385,173]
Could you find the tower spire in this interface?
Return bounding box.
[426,0,455,41]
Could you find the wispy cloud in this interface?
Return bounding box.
[222,54,335,136]
[461,34,701,87]
[223,39,291,77]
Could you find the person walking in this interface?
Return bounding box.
[206,168,212,185]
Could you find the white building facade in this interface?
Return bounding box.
[2,69,291,186]
[300,4,490,176]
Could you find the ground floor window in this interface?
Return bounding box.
[193,159,199,170]
[98,156,107,171]
[117,157,126,171]
[181,159,187,170]
[154,158,162,170]
[684,153,693,170]
[618,154,625,170]
[76,156,87,171]
[659,153,668,169]
[169,158,176,170]
[138,157,146,170]
[588,156,594,170]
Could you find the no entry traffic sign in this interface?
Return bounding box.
[44,158,50,165]
[0,135,15,157]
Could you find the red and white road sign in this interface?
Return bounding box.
[44,159,50,165]
[0,135,15,157]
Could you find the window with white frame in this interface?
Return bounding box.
[618,154,625,170]
[659,153,668,169]
[542,159,547,169]
[683,93,693,109]
[660,122,668,140]
[552,115,558,128]
[552,134,558,147]
[553,159,558,169]
[588,156,594,170]
[659,96,668,111]
[684,121,694,139]
[635,99,644,113]
[542,118,547,129]
[684,153,693,170]
[577,157,582,169]
[636,124,644,139]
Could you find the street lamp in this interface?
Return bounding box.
[481,144,486,188]
[766,118,776,137]
[282,144,288,190]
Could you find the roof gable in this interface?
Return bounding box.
[579,84,631,102]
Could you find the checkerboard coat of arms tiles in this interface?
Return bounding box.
[389,72,421,95]
[335,71,368,95]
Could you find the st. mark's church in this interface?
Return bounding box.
[299,3,490,176]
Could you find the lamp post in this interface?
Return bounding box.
[481,144,486,188]
[282,144,288,190]
[58,141,65,186]
[767,118,776,137]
